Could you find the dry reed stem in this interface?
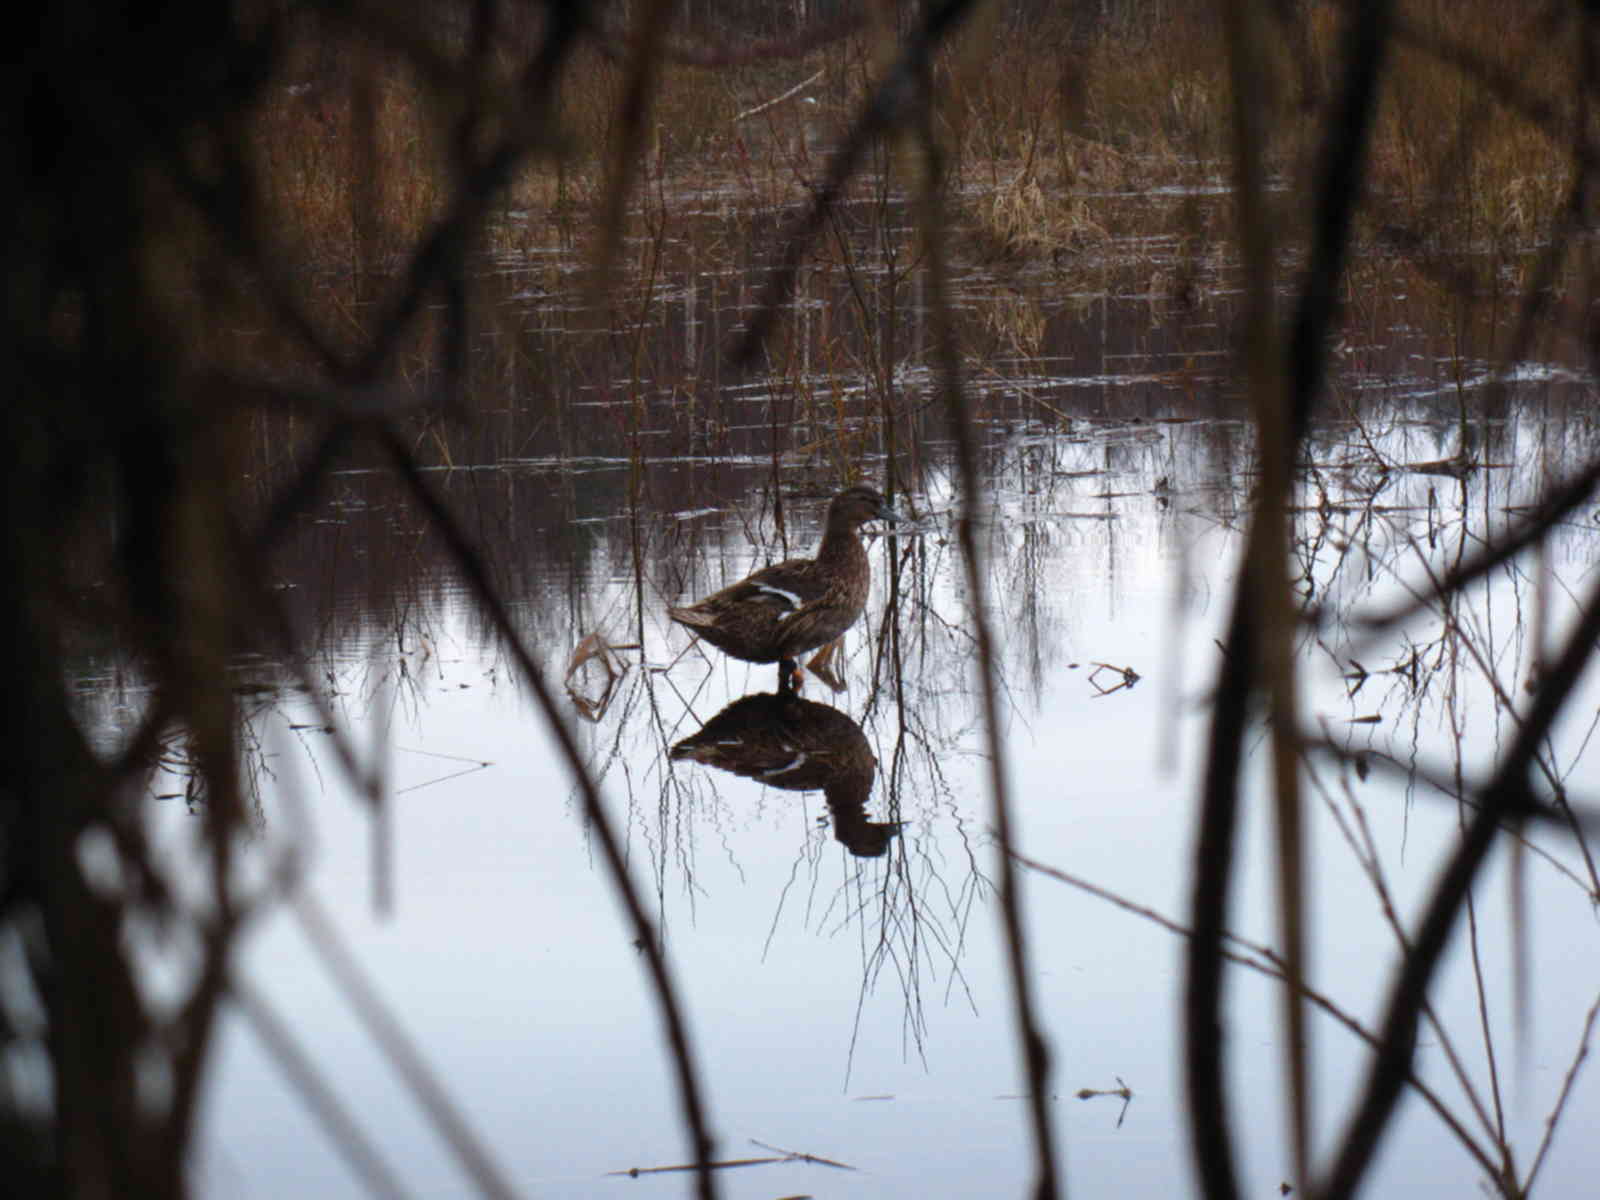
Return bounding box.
[231,978,420,1200]
[375,428,720,1199]
[290,893,522,1200]
[1217,0,1311,1188]
[911,21,1063,1200]
[1189,4,1394,1199]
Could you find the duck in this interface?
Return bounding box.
[669,691,902,858]
[669,485,902,691]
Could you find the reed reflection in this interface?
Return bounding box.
[669,691,901,858]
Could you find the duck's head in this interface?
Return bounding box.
[829,485,903,529]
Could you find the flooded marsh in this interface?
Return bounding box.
[13,6,1600,1200]
[119,212,1600,1199]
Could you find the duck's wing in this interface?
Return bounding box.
[669,559,808,625]
[753,565,864,655]
[740,559,833,617]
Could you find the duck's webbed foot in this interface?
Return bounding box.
[805,638,846,693]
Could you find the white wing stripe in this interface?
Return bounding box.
[759,752,808,779]
[752,582,803,610]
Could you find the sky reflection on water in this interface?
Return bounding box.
[138,397,1600,1199]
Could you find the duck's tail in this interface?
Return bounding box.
[667,605,714,630]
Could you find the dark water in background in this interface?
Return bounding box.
[87,187,1600,1196]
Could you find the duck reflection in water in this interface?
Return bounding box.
[669,692,902,858]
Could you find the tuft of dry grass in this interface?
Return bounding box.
[251,49,451,269]
[1364,3,1573,246]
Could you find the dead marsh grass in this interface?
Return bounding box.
[1366,5,1574,248]
[252,55,451,268]
[239,3,1576,300]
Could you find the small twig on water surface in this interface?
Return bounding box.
[391,746,494,796]
[1076,1077,1133,1101]
[748,1139,857,1169]
[1076,1077,1134,1129]
[733,69,825,123]
[1087,663,1141,696]
[605,1155,782,1177]
[605,1138,856,1178]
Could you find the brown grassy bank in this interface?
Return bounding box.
[240,2,1576,277]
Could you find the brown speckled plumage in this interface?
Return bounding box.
[669,486,900,690]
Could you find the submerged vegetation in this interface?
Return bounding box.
[5,1,1600,1198]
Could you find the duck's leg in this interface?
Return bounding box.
[804,638,845,693]
[778,657,800,693]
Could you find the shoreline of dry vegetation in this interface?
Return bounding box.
[248,3,1574,277]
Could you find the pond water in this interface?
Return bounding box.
[103,186,1600,1197]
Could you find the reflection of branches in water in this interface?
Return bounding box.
[577,664,729,932]
[1012,845,1595,1193]
[1256,382,1600,1199]
[843,838,978,1078]
[1290,429,1600,901]
[1180,5,1600,1193]
[147,682,279,828]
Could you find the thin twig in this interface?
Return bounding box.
[1523,991,1600,1192]
[291,894,521,1200]
[376,428,719,1199]
[733,69,825,122]
[912,52,1061,1200]
[231,978,420,1200]
[1010,852,1506,1184]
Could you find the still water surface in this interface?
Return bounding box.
[116,198,1600,1197]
